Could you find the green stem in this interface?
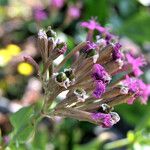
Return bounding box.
[104,138,130,150]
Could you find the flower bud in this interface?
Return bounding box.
[38,29,47,40]
[46,26,56,38]
[56,72,67,82]
[64,68,75,81]
[74,88,87,102]
[99,103,114,114]
[110,112,120,125]
[55,41,67,54]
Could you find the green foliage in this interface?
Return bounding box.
[73,138,101,150]
[116,101,150,126]
[9,106,35,144]
[84,0,109,24]
[119,10,150,44]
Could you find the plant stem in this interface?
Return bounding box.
[55,42,87,72]
[104,138,130,150]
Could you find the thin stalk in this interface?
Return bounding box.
[104,138,130,150]
[54,42,87,72]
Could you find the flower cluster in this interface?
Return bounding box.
[25,19,150,128]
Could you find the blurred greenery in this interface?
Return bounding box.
[119,10,150,44]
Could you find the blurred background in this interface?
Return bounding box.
[0,0,150,149]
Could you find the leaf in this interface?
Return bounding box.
[115,101,150,126]
[84,0,109,24]
[31,128,49,150]
[73,138,101,150]
[119,10,150,44]
[10,106,34,143]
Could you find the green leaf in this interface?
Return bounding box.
[115,101,150,126]
[73,138,101,150]
[119,10,150,44]
[10,106,34,143]
[31,128,49,150]
[84,0,109,24]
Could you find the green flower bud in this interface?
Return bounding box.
[64,69,75,81]
[56,72,67,82]
[86,49,97,58]
[46,26,56,38]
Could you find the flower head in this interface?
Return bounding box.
[126,53,147,77]
[84,41,98,52]
[122,75,150,104]
[93,81,106,98]
[92,64,111,84]
[112,43,122,60]
[81,19,106,32]
[91,112,120,128]
[136,80,150,104]
[17,62,33,76]
[34,21,149,129]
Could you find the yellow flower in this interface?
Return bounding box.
[17,62,33,76]
[0,49,11,67]
[6,44,21,56]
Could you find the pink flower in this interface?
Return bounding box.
[84,41,98,52]
[91,112,120,128]
[123,75,150,104]
[112,43,123,61]
[80,19,106,32]
[137,80,150,104]
[51,0,64,9]
[91,113,113,128]
[67,6,80,20]
[126,53,147,77]
[92,64,111,84]
[93,81,106,98]
[34,8,47,21]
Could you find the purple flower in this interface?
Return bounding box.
[112,43,123,60]
[67,5,80,20]
[92,64,111,84]
[122,75,150,104]
[137,80,150,104]
[84,41,98,52]
[80,19,106,32]
[91,113,113,128]
[123,75,140,95]
[102,31,118,44]
[51,0,64,9]
[34,8,47,21]
[126,53,147,77]
[93,81,106,98]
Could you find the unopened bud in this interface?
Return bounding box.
[86,49,97,58]
[38,29,47,39]
[23,55,40,74]
[100,103,114,113]
[46,26,56,38]
[55,41,67,54]
[56,72,67,82]
[64,68,75,81]
[110,112,120,124]
[74,88,87,102]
